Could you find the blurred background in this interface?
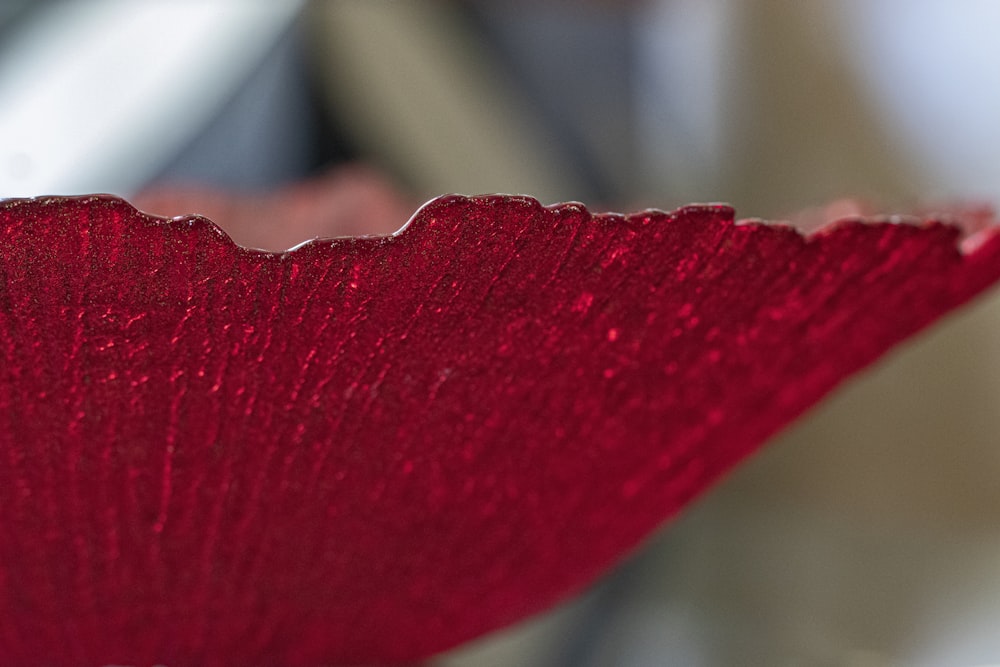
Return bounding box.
[3,1,1000,665]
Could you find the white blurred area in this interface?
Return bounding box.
[0,0,306,197]
[4,2,1000,666]
[836,0,1000,202]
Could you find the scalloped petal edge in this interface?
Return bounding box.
[2,193,1000,666]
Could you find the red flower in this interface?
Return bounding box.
[1,194,998,666]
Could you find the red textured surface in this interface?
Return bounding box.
[1,194,1000,666]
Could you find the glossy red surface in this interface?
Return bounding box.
[1,194,999,666]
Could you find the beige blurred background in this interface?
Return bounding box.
[3,2,1000,665]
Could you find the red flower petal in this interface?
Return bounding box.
[1,194,999,666]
